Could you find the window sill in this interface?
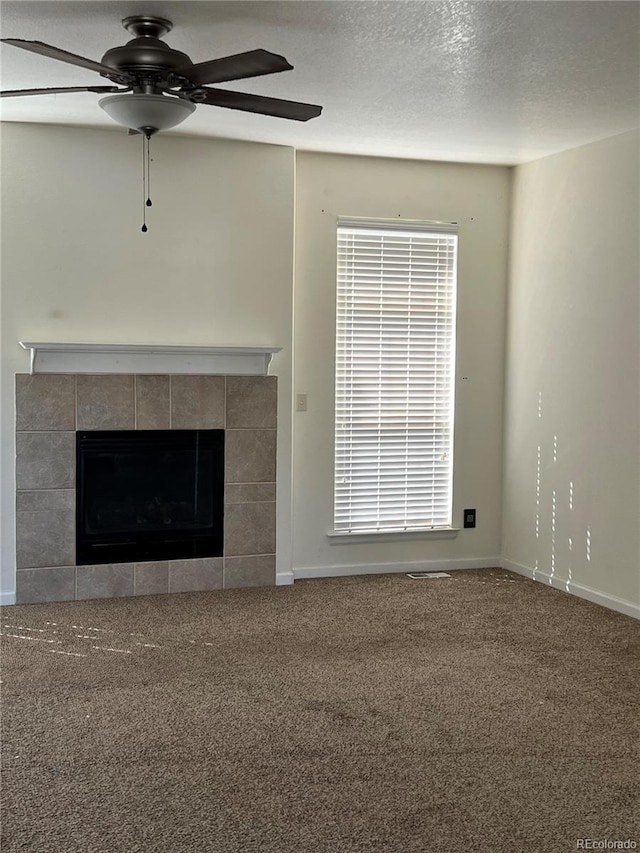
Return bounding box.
[327,527,460,544]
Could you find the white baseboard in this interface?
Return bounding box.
[0,592,16,606]
[275,571,294,586]
[293,557,499,581]
[500,558,640,621]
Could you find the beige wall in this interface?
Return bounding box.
[502,130,640,608]
[293,151,510,572]
[7,122,633,611]
[0,124,295,597]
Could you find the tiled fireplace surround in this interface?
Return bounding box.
[15,373,277,604]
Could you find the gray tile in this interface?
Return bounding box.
[225,430,277,484]
[225,483,276,504]
[16,509,75,568]
[76,375,134,430]
[224,555,275,589]
[17,489,75,511]
[16,566,76,604]
[224,502,276,556]
[170,376,225,429]
[169,558,223,593]
[16,374,76,431]
[134,561,169,596]
[135,375,170,430]
[16,432,75,490]
[76,563,134,600]
[226,376,277,429]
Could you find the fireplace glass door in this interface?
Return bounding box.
[76,430,224,565]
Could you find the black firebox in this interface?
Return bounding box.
[76,430,224,565]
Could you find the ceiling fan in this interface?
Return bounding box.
[0,14,323,135]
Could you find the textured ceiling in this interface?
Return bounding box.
[1,0,639,165]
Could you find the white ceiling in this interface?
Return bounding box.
[1,0,638,165]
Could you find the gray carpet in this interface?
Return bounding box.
[1,569,639,853]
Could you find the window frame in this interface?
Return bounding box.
[330,216,459,540]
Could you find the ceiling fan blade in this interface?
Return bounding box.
[176,49,292,86]
[192,87,322,121]
[0,85,125,98]
[1,39,131,81]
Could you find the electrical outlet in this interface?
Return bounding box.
[296,394,308,412]
[463,508,476,528]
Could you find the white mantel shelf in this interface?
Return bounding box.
[20,342,282,376]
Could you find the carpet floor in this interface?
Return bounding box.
[1,568,639,853]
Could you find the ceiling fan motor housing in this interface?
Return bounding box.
[101,16,192,83]
[102,39,191,74]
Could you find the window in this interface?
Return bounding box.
[334,218,458,534]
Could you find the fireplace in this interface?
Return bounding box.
[76,430,224,565]
[15,371,278,603]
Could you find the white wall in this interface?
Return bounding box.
[10,124,632,611]
[293,151,510,574]
[502,130,640,610]
[0,123,295,598]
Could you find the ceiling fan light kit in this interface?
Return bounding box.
[98,93,195,134]
[1,14,322,230]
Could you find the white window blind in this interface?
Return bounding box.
[334,219,458,533]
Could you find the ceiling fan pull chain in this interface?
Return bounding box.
[141,132,148,233]
[146,133,152,208]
